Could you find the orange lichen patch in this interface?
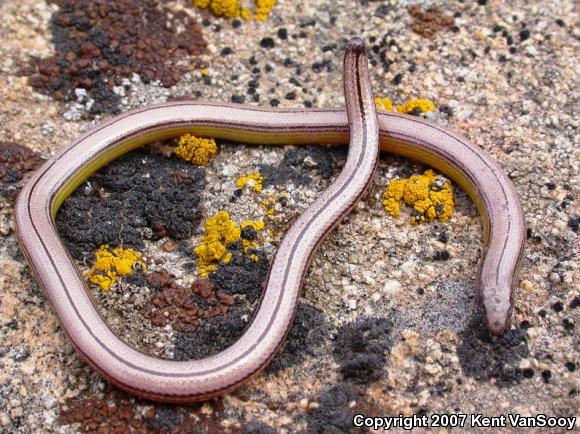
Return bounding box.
[374,97,394,112]
[396,99,436,114]
[236,171,264,193]
[88,245,146,291]
[173,133,217,166]
[408,4,455,38]
[383,169,454,224]
[193,0,275,21]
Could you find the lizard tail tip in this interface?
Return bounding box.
[346,37,366,53]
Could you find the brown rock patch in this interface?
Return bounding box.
[0,142,43,204]
[408,5,455,38]
[21,0,207,115]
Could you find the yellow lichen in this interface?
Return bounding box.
[241,220,265,232]
[240,220,265,251]
[240,7,251,20]
[194,212,267,277]
[193,0,275,20]
[375,97,394,112]
[194,211,241,277]
[375,97,437,114]
[174,134,218,166]
[396,99,436,114]
[88,245,146,291]
[255,0,276,20]
[383,169,454,224]
[236,171,264,193]
[259,194,277,219]
[382,178,407,217]
[194,0,240,18]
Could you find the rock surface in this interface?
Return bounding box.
[0,0,578,433]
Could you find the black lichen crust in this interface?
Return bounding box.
[173,306,252,361]
[259,145,340,188]
[266,302,327,374]
[333,317,392,384]
[305,384,367,434]
[175,257,327,366]
[56,149,206,260]
[209,246,270,302]
[242,422,279,434]
[457,317,530,386]
[173,296,326,369]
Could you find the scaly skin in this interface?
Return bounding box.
[14,39,525,402]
